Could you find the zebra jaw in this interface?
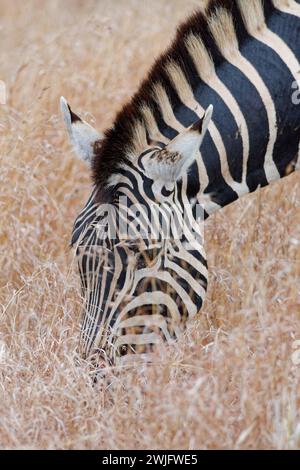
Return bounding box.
[60,96,103,165]
[142,105,213,183]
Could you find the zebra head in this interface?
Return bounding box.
[61,97,213,366]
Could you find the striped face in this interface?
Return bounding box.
[72,109,213,365]
[76,182,208,365]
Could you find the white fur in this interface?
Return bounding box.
[60,96,103,165]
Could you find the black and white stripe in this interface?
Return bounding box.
[71,0,300,365]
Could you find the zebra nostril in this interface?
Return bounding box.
[120,345,128,356]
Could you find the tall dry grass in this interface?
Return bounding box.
[0,0,299,450]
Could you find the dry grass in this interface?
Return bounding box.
[0,0,299,450]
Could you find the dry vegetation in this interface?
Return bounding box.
[0,0,299,450]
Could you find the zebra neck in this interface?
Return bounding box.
[157,3,300,216]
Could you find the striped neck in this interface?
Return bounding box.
[92,0,300,216]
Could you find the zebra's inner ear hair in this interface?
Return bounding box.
[60,96,103,165]
[142,105,213,183]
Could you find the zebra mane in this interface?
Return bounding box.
[92,0,277,201]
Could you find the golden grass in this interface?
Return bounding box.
[0,0,299,450]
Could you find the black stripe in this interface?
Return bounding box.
[240,27,300,178]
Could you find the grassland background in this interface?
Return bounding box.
[0,0,299,450]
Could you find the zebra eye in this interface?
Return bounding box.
[161,184,175,197]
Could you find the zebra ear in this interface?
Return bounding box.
[142,105,213,182]
[60,96,103,165]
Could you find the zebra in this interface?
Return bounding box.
[61,0,300,366]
